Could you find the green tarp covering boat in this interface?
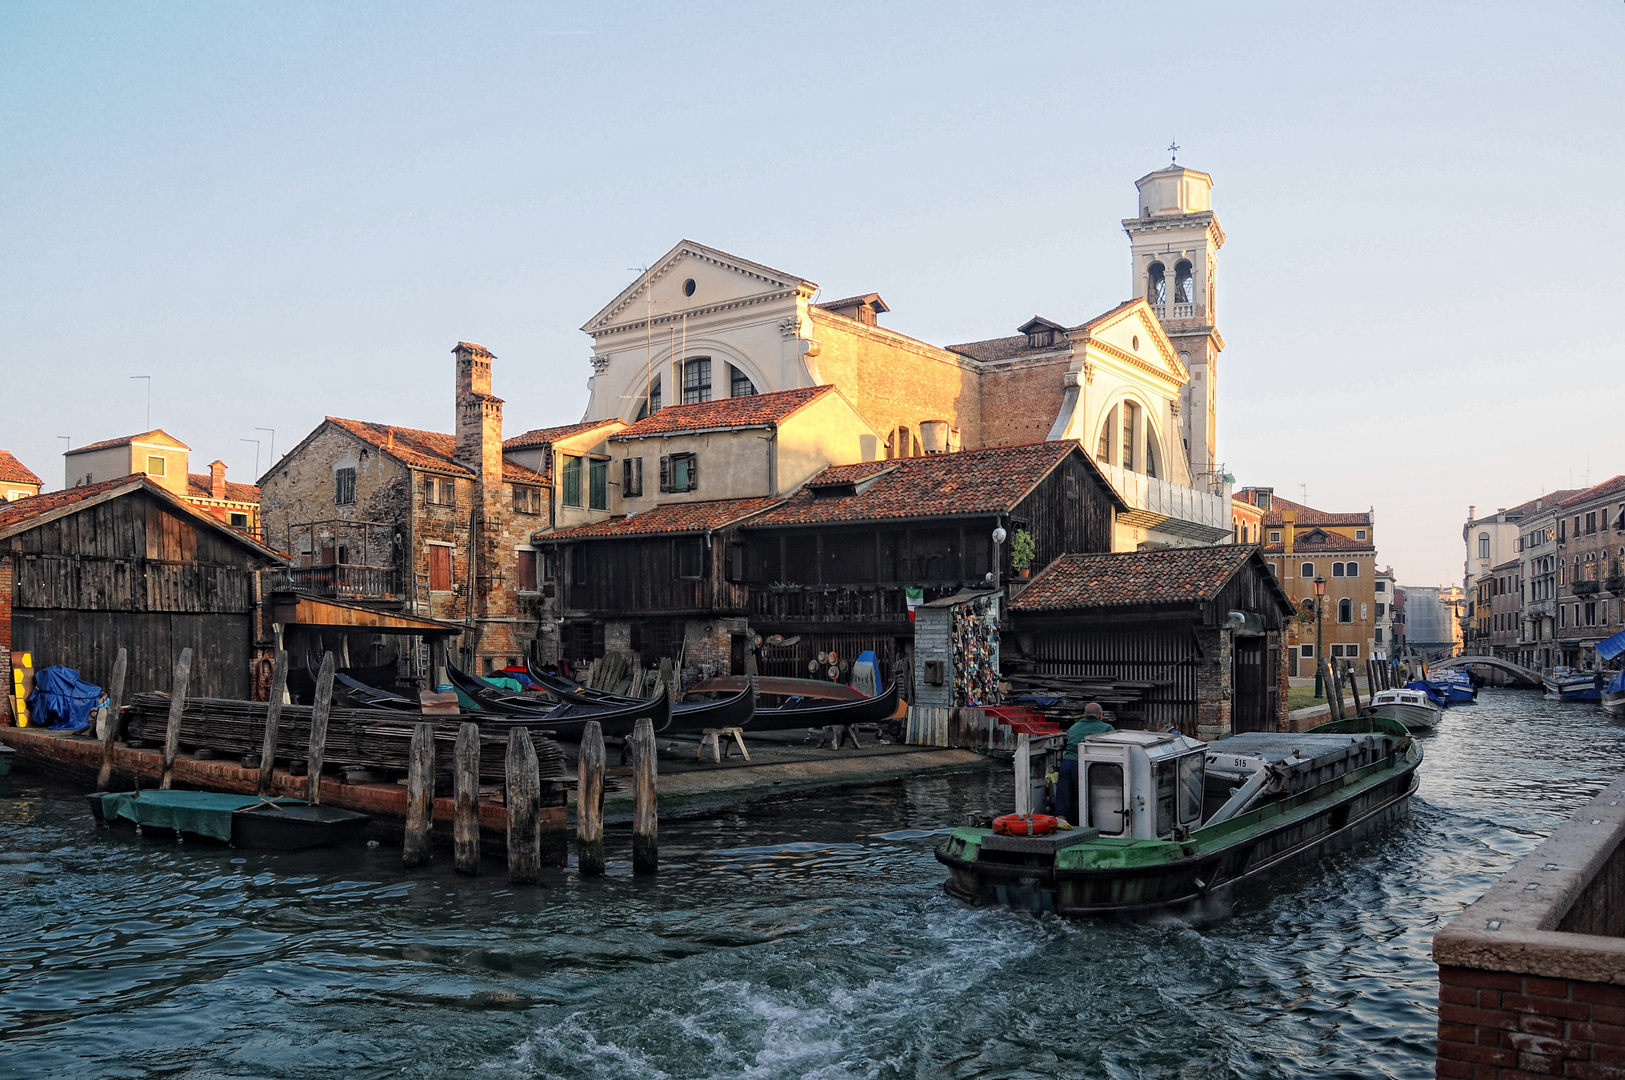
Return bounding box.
[90,791,372,850]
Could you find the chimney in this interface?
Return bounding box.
[1282,509,1296,554]
[453,339,503,499]
[209,460,227,501]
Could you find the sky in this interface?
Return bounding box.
[3,1,1622,586]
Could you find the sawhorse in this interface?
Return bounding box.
[696,727,750,763]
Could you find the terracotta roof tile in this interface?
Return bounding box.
[746,441,1101,527]
[502,462,548,486]
[542,496,786,540]
[0,450,42,487]
[503,420,622,450]
[67,429,191,455]
[947,299,1145,363]
[186,474,261,503]
[1559,475,1625,508]
[610,387,835,439]
[1011,546,1265,611]
[1261,527,1373,553]
[1244,493,1371,528]
[454,341,494,357]
[325,417,474,477]
[817,293,889,314]
[0,477,136,532]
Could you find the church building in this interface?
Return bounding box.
[573,164,1233,551]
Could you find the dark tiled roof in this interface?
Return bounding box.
[0,477,135,532]
[1011,546,1260,611]
[1560,476,1625,508]
[503,420,621,450]
[454,341,494,357]
[326,417,475,477]
[186,474,261,503]
[1261,527,1373,553]
[68,429,190,455]
[0,450,42,487]
[1251,494,1371,528]
[817,293,889,313]
[947,299,1145,363]
[610,386,835,439]
[746,441,1095,527]
[542,496,786,540]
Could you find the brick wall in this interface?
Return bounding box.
[977,354,1072,449]
[1193,625,1232,739]
[1437,966,1625,1079]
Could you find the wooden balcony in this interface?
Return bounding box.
[749,582,970,627]
[263,564,401,601]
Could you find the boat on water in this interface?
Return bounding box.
[936,715,1420,918]
[1411,670,1477,704]
[87,790,372,850]
[0,744,13,777]
[1374,688,1444,731]
[1543,666,1604,703]
[1604,671,1625,718]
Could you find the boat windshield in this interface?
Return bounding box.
[1086,762,1124,835]
[1177,752,1204,825]
[1155,763,1177,836]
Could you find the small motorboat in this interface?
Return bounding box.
[937,715,1420,918]
[1603,670,1625,719]
[87,790,372,850]
[1543,667,1603,703]
[1370,688,1443,732]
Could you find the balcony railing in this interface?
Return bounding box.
[1171,302,1196,318]
[264,564,401,600]
[1096,461,1233,541]
[749,583,966,625]
[1573,580,1601,596]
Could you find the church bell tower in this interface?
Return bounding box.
[1122,163,1225,485]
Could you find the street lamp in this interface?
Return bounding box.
[1314,574,1327,698]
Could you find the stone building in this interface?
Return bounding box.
[572,164,1233,550]
[258,342,550,679]
[1238,488,1379,675]
[1374,566,1396,661]
[62,430,262,538]
[1487,558,1522,658]
[0,452,42,503]
[1551,475,1625,667]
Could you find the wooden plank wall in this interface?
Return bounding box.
[10,610,251,699]
[1027,623,1202,735]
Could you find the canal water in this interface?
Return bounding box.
[2,688,1621,1079]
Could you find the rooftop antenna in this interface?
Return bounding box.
[58,435,70,453]
[255,427,275,470]
[1168,139,1180,164]
[630,264,655,416]
[1300,483,1307,505]
[130,375,152,429]
[240,438,261,479]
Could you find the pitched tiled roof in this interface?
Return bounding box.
[1560,475,1625,509]
[1011,546,1266,611]
[68,429,190,455]
[817,293,889,313]
[455,341,494,358]
[186,474,261,503]
[746,441,1109,527]
[503,420,622,450]
[0,477,135,532]
[947,299,1146,363]
[325,417,474,477]
[502,461,548,485]
[541,496,786,541]
[1261,527,1373,553]
[0,450,42,487]
[610,386,835,439]
[1252,494,1371,528]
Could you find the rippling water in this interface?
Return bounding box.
[2,688,1622,1079]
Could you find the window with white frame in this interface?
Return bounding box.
[1300,562,1314,577]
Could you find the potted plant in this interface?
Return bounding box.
[1010,528,1036,579]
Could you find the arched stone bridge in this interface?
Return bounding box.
[1430,654,1543,687]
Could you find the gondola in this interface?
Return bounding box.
[332,672,420,712]
[447,664,568,717]
[534,664,897,731]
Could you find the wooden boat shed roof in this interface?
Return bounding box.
[1011,545,1294,622]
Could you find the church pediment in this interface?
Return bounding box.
[1075,299,1188,385]
[582,240,818,335]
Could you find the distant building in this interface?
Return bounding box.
[62,429,261,537]
[1551,475,1625,667]
[1238,488,1378,675]
[0,451,42,502]
[1488,558,1521,658]
[1374,566,1396,661]
[1398,584,1462,659]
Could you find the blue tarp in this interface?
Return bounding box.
[1596,629,1625,662]
[26,666,102,731]
[1608,670,1625,695]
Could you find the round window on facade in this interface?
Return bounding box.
[683,278,696,297]
[1132,335,1140,351]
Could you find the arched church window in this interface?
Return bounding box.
[1175,260,1195,304]
[1097,405,1117,464]
[1145,429,1158,479]
[730,364,756,397]
[636,375,662,420]
[1147,262,1166,305]
[1121,401,1137,471]
[681,358,712,404]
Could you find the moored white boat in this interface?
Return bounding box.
[1370,688,1442,732]
[1543,666,1603,703]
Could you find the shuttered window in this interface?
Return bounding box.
[623,457,643,497]
[335,467,356,505]
[659,454,697,493]
[589,459,608,510]
[561,455,582,507]
[429,546,452,592]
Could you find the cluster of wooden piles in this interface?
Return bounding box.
[121,694,570,784]
[1001,673,1168,727]
[571,649,676,699]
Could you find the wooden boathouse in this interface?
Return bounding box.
[0,476,285,709]
[1006,545,1295,738]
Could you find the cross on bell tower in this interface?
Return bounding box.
[1122,161,1226,484]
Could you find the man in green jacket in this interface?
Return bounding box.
[1055,703,1112,824]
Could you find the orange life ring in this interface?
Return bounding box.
[992,813,1058,836]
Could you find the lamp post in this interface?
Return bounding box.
[1314,575,1327,698]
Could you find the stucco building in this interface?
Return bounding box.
[1551,475,1625,666]
[63,430,262,538]
[0,451,42,503]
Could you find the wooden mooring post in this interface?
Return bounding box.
[306,652,336,804]
[506,728,542,884]
[95,647,128,792]
[453,721,481,874]
[257,649,288,797]
[159,647,193,790]
[402,722,435,868]
[1346,660,1364,715]
[631,716,658,875]
[577,720,606,875]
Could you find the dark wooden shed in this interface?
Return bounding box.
[0,476,285,704]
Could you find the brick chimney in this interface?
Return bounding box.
[454,341,503,487]
[1282,509,1296,555]
[209,459,227,501]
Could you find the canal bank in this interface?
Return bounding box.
[2,687,1622,1079]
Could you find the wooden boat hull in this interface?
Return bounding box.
[1603,690,1625,718]
[1372,701,1440,732]
[86,793,373,850]
[530,668,898,734]
[937,739,1421,918]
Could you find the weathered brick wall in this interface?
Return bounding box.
[259,426,413,567]
[1436,966,1625,1079]
[977,354,1072,448]
[1194,625,1232,739]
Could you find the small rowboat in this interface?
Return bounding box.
[87,790,372,850]
[1371,688,1443,732]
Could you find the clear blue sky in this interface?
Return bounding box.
[3,1,1621,586]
